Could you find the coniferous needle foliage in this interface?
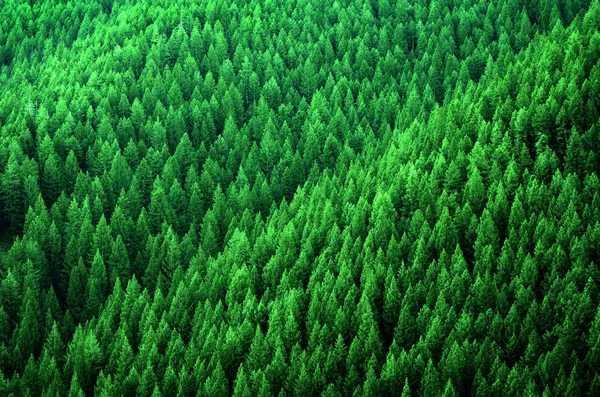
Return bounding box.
[1,0,600,395]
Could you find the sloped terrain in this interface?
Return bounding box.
[0,0,600,395]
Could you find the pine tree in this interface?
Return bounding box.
[149,177,175,234]
[42,153,63,204]
[109,235,130,287]
[1,154,24,233]
[86,250,108,317]
[67,259,88,323]
[15,289,41,366]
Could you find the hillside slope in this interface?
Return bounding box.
[1,0,600,395]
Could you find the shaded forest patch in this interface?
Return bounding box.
[0,231,13,262]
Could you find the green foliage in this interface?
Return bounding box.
[0,0,598,395]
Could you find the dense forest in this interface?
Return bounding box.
[1,0,600,395]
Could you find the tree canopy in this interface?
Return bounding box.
[1,0,600,395]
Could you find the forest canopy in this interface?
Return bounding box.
[1,0,600,395]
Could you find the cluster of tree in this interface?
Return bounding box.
[0,0,599,395]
